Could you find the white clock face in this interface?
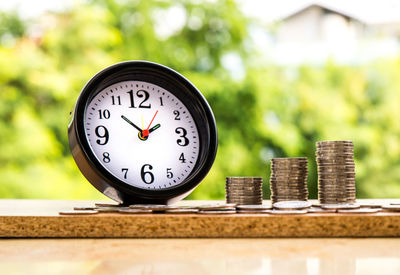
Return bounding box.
[84,80,200,190]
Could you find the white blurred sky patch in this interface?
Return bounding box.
[2,0,399,23]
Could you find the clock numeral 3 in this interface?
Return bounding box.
[95,125,109,145]
[141,164,154,184]
[175,127,189,146]
[127,90,151,108]
[102,152,110,163]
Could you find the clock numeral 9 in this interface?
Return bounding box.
[141,164,154,184]
[175,127,189,146]
[166,168,173,179]
[102,152,110,163]
[95,125,109,145]
[127,90,151,108]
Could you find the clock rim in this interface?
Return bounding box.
[68,61,218,203]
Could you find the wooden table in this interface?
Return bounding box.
[1,199,400,274]
[1,199,400,238]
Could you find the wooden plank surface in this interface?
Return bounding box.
[0,199,400,238]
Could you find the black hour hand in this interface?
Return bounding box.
[149,124,161,134]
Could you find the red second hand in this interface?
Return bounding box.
[143,110,158,137]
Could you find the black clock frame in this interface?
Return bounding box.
[68,61,218,204]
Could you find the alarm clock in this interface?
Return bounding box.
[68,61,217,204]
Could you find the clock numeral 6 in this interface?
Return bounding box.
[175,127,189,146]
[95,125,109,145]
[166,168,173,179]
[141,164,154,184]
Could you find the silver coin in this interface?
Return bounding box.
[118,209,153,214]
[337,208,381,214]
[307,207,336,213]
[198,203,237,210]
[95,206,124,212]
[74,206,96,210]
[237,210,270,214]
[381,205,400,211]
[320,203,360,209]
[273,200,312,210]
[129,204,178,211]
[59,210,99,215]
[267,209,308,215]
[198,210,236,214]
[165,208,199,214]
[236,204,272,210]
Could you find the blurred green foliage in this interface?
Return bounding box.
[0,0,399,200]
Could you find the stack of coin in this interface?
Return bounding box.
[269,158,309,204]
[316,140,356,204]
[225,177,263,205]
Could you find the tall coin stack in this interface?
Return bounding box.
[316,140,356,204]
[225,177,263,205]
[269,158,309,204]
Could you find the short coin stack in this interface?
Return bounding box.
[225,177,263,205]
[269,158,309,204]
[316,140,356,204]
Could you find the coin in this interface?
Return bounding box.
[236,204,272,210]
[74,206,96,210]
[59,210,99,215]
[337,208,381,214]
[381,205,400,211]
[237,210,270,214]
[118,209,153,214]
[267,209,308,215]
[95,206,124,213]
[165,208,199,214]
[359,202,383,208]
[129,204,178,211]
[320,203,360,209]
[307,207,336,213]
[273,200,312,210]
[198,210,236,214]
[198,203,237,210]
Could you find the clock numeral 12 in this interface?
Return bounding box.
[127,90,151,108]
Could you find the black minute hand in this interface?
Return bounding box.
[121,115,142,133]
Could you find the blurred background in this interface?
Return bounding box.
[0,0,399,200]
